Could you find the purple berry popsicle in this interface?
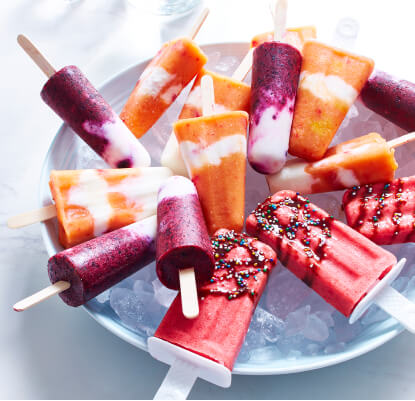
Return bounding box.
[41,65,151,168]
[360,70,415,132]
[248,42,302,174]
[156,176,215,291]
[14,215,156,310]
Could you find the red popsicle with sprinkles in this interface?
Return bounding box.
[148,229,277,399]
[343,176,415,245]
[246,190,415,333]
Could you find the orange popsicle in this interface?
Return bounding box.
[289,41,374,161]
[173,111,249,234]
[161,69,251,176]
[267,133,398,195]
[49,167,172,248]
[251,26,317,53]
[120,38,207,138]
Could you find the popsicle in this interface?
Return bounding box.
[343,175,415,245]
[289,40,375,161]
[156,175,215,318]
[14,215,156,310]
[246,191,415,332]
[360,70,415,132]
[161,67,251,177]
[267,132,398,195]
[173,77,249,234]
[148,229,277,399]
[120,9,209,139]
[16,36,151,169]
[251,26,317,53]
[248,0,302,174]
[50,167,172,248]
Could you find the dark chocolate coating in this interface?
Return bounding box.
[48,220,155,307]
[156,193,215,290]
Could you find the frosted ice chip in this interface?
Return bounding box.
[152,278,178,307]
[253,307,285,343]
[244,327,267,350]
[133,280,154,295]
[285,305,311,337]
[302,313,330,342]
[361,305,388,326]
[95,290,110,304]
[236,347,251,363]
[249,345,282,362]
[305,343,322,356]
[266,269,311,319]
[324,342,346,354]
[286,350,302,360]
[110,288,163,336]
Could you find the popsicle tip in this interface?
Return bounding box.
[13,301,25,312]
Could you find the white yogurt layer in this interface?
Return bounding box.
[267,159,361,194]
[67,170,112,236]
[185,84,230,114]
[161,133,189,177]
[137,66,174,98]
[161,83,182,104]
[267,160,315,194]
[126,214,157,241]
[67,168,171,236]
[248,100,295,174]
[82,113,151,168]
[158,175,197,203]
[179,134,247,171]
[299,72,358,106]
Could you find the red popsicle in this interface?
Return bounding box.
[343,176,415,245]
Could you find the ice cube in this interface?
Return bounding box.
[133,280,154,295]
[324,342,346,354]
[403,276,415,299]
[95,289,110,304]
[152,278,178,308]
[285,305,311,337]
[286,349,302,360]
[361,305,388,326]
[249,345,282,362]
[302,313,330,342]
[236,346,251,363]
[74,139,108,169]
[314,310,335,328]
[110,288,164,336]
[244,326,267,350]
[266,269,311,319]
[252,307,285,343]
[304,343,322,356]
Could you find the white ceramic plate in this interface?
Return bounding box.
[39,42,415,375]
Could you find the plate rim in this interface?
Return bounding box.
[38,41,405,376]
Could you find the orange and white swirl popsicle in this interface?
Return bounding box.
[161,68,250,176]
[50,167,172,248]
[173,76,249,234]
[251,25,317,53]
[120,10,209,139]
[289,41,374,161]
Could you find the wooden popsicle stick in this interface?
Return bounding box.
[176,73,216,318]
[13,281,70,312]
[7,204,57,228]
[273,0,288,42]
[188,8,210,40]
[201,75,215,116]
[388,132,415,149]
[17,34,56,78]
[179,268,199,319]
[231,48,254,82]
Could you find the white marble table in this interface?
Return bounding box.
[2,0,415,398]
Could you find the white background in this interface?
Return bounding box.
[2,0,415,398]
